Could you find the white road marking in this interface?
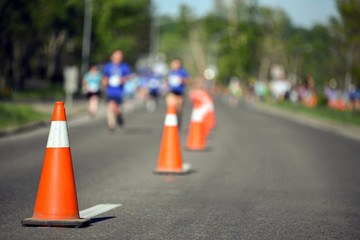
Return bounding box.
[79,204,122,218]
[182,163,191,172]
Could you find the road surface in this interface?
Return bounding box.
[0,98,359,239]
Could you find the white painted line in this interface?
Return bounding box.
[79,204,122,218]
[182,163,191,172]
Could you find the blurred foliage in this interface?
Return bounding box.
[268,101,360,126]
[1,0,359,95]
[330,0,360,87]
[155,0,360,90]
[0,103,49,129]
[92,0,151,64]
[0,0,151,92]
[317,92,328,107]
[10,84,65,101]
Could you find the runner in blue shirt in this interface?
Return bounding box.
[166,58,189,128]
[102,50,131,131]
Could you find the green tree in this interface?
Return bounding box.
[0,0,84,90]
[92,0,151,65]
[153,0,346,90]
[330,0,360,88]
[0,0,151,93]
[209,0,264,83]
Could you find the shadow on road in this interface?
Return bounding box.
[88,216,116,225]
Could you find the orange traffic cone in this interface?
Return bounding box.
[203,104,212,137]
[204,102,215,136]
[22,102,89,227]
[154,104,191,174]
[186,101,206,150]
[189,89,215,136]
[207,100,216,130]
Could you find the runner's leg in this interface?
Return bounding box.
[107,100,117,130]
[176,95,184,129]
[116,103,124,126]
[89,95,98,116]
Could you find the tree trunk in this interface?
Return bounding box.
[46,31,67,81]
[189,29,207,76]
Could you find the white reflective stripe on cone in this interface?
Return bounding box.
[209,102,214,110]
[46,121,70,148]
[199,104,209,115]
[164,114,178,126]
[203,102,212,112]
[191,109,204,122]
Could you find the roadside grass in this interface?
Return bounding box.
[267,101,360,126]
[10,85,65,100]
[0,103,50,130]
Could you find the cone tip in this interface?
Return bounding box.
[52,102,66,121]
[167,104,177,114]
[55,102,64,106]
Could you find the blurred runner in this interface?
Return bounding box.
[166,58,189,128]
[102,50,131,132]
[146,71,162,112]
[228,77,242,108]
[82,64,102,117]
[124,73,138,111]
[136,69,150,101]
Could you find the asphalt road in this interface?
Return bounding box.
[0,98,360,239]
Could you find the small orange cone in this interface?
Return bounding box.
[154,105,191,174]
[206,100,216,130]
[204,93,215,132]
[189,89,215,136]
[203,105,212,137]
[22,102,89,227]
[186,101,206,150]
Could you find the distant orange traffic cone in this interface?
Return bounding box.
[205,95,216,130]
[186,101,206,150]
[203,104,211,137]
[189,89,215,136]
[22,102,89,227]
[154,104,191,174]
